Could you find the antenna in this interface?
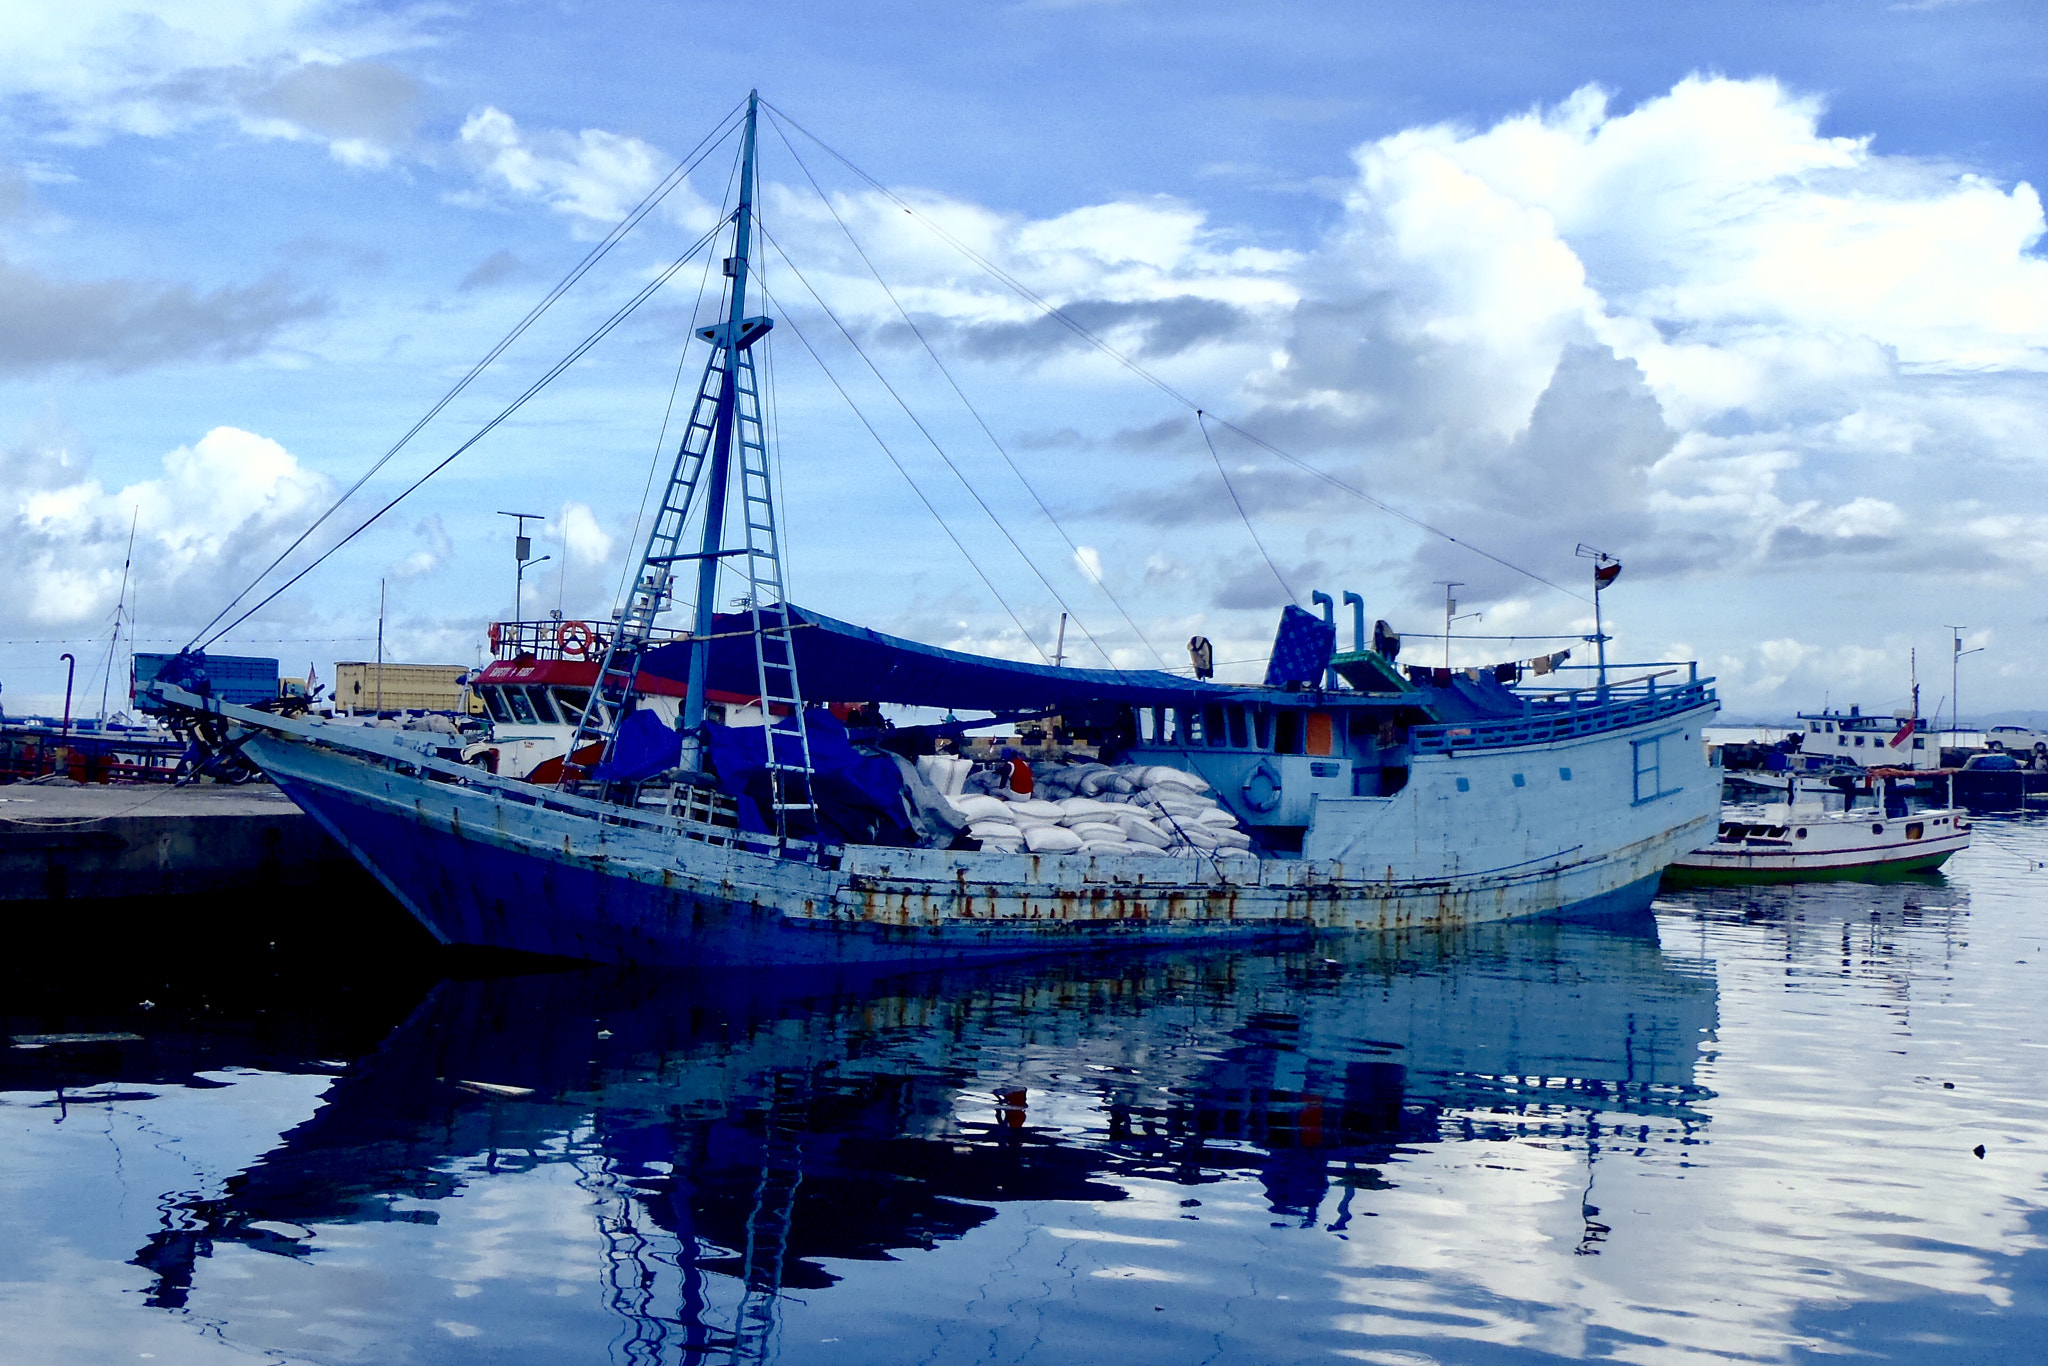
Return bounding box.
[1576,544,1621,692]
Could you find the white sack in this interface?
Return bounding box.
[1143,766,1211,792]
[951,794,1013,822]
[1057,797,1123,819]
[1024,825,1084,853]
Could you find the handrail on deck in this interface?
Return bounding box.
[1411,675,1715,755]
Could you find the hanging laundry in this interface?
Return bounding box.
[1187,635,1214,680]
[1495,662,1519,684]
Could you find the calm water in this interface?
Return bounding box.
[6,822,2048,1365]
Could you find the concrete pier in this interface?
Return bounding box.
[0,782,354,902]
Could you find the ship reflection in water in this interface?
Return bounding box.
[7,828,2048,1364]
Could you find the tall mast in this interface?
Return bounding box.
[567,90,813,829]
[681,91,759,744]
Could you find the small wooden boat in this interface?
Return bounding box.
[1665,777,1968,885]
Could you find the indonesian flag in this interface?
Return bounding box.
[1594,560,1622,589]
[1890,717,1915,747]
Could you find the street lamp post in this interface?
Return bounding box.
[1945,625,1984,747]
[1435,581,1479,670]
[498,511,546,630]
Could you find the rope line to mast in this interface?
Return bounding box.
[189,99,751,650]
[763,108,1170,672]
[610,141,747,626]
[755,279,1050,661]
[200,221,731,648]
[759,224,1122,672]
[1199,410,1297,605]
[760,99,1591,606]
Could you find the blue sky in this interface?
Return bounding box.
[1,0,2044,721]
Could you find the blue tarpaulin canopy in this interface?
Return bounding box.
[641,606,1247,712]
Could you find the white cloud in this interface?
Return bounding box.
[2,421,334,632]
[558,501,614,566]
[0,1,431,164]
[390,514,451,580]
[1214,75,2048,627]
[457,106,718,232]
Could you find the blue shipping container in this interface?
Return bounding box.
[133,652,280,708]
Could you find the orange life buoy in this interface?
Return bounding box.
[558,620,596,659]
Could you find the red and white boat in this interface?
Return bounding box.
[463,619,763,781]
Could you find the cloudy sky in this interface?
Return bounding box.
[2,0,2044,721]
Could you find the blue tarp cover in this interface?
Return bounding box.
[592,707,682,783]
[642,606,1247,712]
[1263,605,1337,689]
[706,709,918,844]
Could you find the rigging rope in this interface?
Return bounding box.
[609,143,746,625]
[760,99,1591,607]
[199,220,730,648]
[1199,410,1297,606]
[189,99,751,651]
[759,224,1127,674]
[755,279,1051,661]
[763,109,1170,671]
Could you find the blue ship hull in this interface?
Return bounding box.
[273,767,1310,965]
[252,711,1700,967]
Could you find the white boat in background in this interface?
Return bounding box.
[1666,776,1968,884]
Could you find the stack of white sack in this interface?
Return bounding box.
[942,762,1256,859]
[915,754,973,800]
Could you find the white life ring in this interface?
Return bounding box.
[1242,758,1283,814]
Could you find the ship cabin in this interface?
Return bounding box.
[1794,704,1936,771]
[610,601,1719,857]
[1114,641,1712,853]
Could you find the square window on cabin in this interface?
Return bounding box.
[1227,707,1249,749]
[1512,773,1526,787]
[1632,736,1667,803]
[1559,767,1572,781]
[1275,711,1303,755]
[1205,705,1229,748]
[481,688,511,724]
[1455,777,1471,792]
[506,688,538,725]
[1913,738,1926,749]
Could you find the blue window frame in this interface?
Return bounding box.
[1632,732,1682,804]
